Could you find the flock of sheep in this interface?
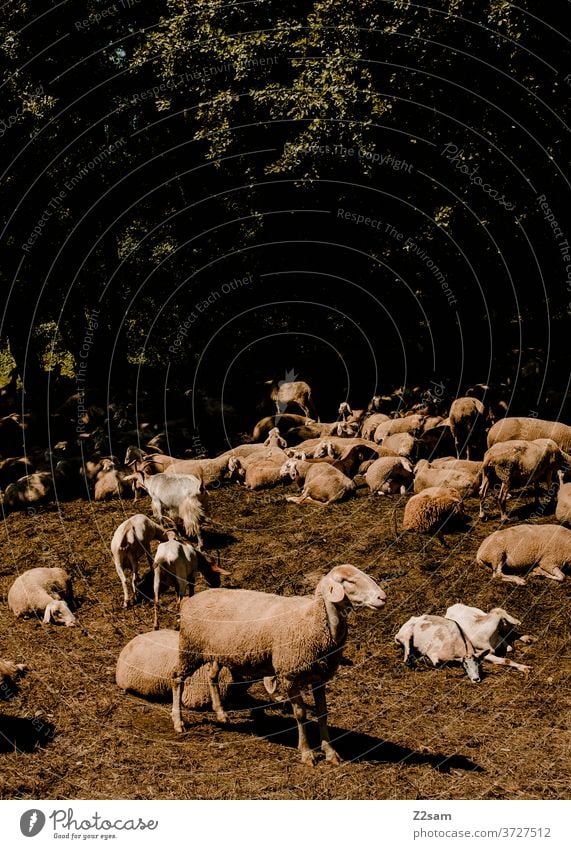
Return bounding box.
[1,378,571,765]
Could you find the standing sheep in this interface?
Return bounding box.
[132,471,209,549]
[265,379,317,419]
[8,567,76,626]
[555,482,571,525]
[487,417,571,453]
[476,524,571,584]
[478,438,571,521]
[449,397,487,460]
[172,564,386,765]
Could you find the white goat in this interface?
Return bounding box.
[110,514,169,607]
[152,538,229,630]
[132,471,208,549]
[445,604,535,673]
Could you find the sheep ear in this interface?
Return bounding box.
[210,562,231,576]
[43,604,53,624]
[326,579,345,603]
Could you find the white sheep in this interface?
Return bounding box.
[402,487,465,544]
[413,459,481,496]
[382,432,416,458]
[263,427,287,450]
[265,378,317,419]
[0,656,27,701]
[365,456,413,495]
[478,438,571,520]
[395,614,481,682]
[445,604,535,673]
[283,459,356,506]
[8,567,76,626]
[555,482,571,525]
[111,514,169,607]
[116,630,234,708]
[133,471,208,549]
[152,538,229,629]
[476,523,571,584]
[172,564,386,765]
[449,397,486,459]
[487,416,571,453]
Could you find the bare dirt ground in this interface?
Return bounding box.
[0,480,569,800]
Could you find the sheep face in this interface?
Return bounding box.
[326,564,386,611]
[43,600,76,627]
[280,459,298,480]
[462,656,482,683]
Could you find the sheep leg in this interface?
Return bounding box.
[114,554,131,608]
[478,477,490,519]
[208,661,229,723]
[492,561,526,585]
[129,553,140,606]
[498,483,510,521]
[171,673,185,733]
[153,564,161,630]
[484,653,531,674]
[531,563,565,582]
[288,689,316,766]
[312,682,340,765]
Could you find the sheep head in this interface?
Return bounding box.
[320,565,386,612]
[43,600,76,627]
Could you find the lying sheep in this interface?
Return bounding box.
[479,438,571,521]
[264,427,287,450]
[116,630,234,707]
[172,564,386,765]
[0,656,26,701]
[94,468,133,501]
[111,514,169,607]
[476,523,571,584]
[0,456,34,489]
[152,538,229,629]
[413,459,481,496]
[449,397,486,460]
[487,416,571,453]
[165,455,230,488]
[228,456,285,490]
[445,604,534,673]
[374,414,426,444]
[1,472,54,512]
[382,432,416,458]
[360,413,390,442]
[402,487,465,544]
[8,567,76,626]
[283,459,356,506]
[365,456,413,495]
[251,414,309,443]
[555,482,571,525]
[395,614,481,682]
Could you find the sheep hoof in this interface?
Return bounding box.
[173,721,185,734]
[323,746,341,765]
[301,750,317,767]
[215,710,229,724]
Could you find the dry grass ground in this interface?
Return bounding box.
[0,480,569,800]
